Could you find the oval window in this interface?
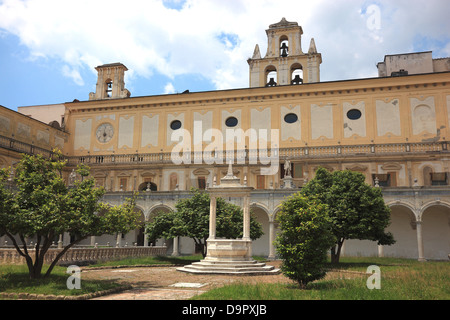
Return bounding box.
[170,120,182,130]
[347,109,362,120]
[225,117,238,127]
[284,113,298,124]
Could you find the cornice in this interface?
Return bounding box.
[64,72,450,114]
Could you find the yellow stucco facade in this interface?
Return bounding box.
[60,70,450,192]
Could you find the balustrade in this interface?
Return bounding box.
[0,246,167,265]
[0,133,448,168]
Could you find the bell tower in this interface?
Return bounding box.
[247,18,322,88]
[89,63,131,100]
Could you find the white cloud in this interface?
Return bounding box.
[164,82,176,94]
[62,65,84,86]
[0,0,449,92]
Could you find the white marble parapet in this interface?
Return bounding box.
[0,246,167,265]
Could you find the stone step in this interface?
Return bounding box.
[190,261,269,269]
[177,265,280,275]
[184,264,275,272]
[177,261,280,275]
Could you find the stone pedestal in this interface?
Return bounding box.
[177,162,279,275]
[177,239,279,274]
[282,175,295,189]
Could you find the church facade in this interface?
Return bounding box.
[2,19,450,260]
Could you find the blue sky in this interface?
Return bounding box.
[0,0,449,111]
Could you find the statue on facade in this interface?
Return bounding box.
[68,169,76,187]
[284,159,292,177]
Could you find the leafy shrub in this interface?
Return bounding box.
[275,193,335,288]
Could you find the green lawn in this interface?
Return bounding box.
[0,255,201,298]
[1,256,448,300]
[0,264,122,297]
[193,257,450,300]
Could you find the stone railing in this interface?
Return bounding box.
[0,133,447,166]
[0,246,167,266]
[65,141,448,166]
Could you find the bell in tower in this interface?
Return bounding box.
[280,42,289,57]
[291,74,303,85]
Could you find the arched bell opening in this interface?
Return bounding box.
[265,66,277,87]
[105,78,113,97]
[280,36,289,57]
[291,63,303,85]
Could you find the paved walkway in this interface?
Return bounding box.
[82,262,287,300]
[92,287,207,300]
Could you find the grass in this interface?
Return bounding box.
[0,254,202,298]
[1,256,448,300]
[0,264,122,297]
[193,257,450,300]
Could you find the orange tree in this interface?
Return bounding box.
[0,151,140,279]
[275,193,335,288]
[301,167,395,263]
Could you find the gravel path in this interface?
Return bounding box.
[81,260,292,300]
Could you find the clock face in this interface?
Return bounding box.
[96,123,114,143]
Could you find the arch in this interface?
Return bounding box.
[265,65,277,87]
[386,201,417,216]
[381,202,419,259]
[420,200,450,217]
[138,181,157,191]
[250,205,271,256]
[420,202,450,260]
[250,202,270,218]
[146,204,176,249]
[147,204,174,221]
[48,120,61,129]
[105,78,113,97]
[272,204,283,221]
[290,63,303,85]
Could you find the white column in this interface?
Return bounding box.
[378,245,384,257]
[209,196,217,240]
[116,233,121,248]
[172,237,180,256]
[242,195,251,240]
[90,236,96,247]
[63,232,70,246]
[416,220,426,261]
[57,234,63,249]
[268,220,275,259]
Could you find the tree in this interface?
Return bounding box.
[0,151,141,279]
[145,188,263,258]
[275,193,335,288]
[301,167,395,263]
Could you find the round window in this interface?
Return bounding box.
[170,120,182,130]
[225,117,238,127]
[284,113,298,124]
[347,109,362,120]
